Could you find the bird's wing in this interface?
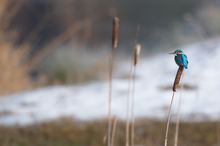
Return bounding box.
[174,55,178,65]
[183,54,189,64]
[181,54,188,69]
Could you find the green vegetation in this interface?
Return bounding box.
[0,118,219,146]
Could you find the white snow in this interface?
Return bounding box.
[1,38,220,125]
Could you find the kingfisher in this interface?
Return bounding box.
[169,49,188,69]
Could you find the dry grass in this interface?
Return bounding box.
[111,117,118,146]
[0,43,32,95]
[0,1,32,95]
[0,1,93,95]
[165,65,185,146]
[0,118,218,146]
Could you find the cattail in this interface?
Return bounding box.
[112,17,120,49]
[174,72,185,146]
[131,44,141,146]
[133,44,141,66]
[173,66,184,92]
[126,44,142,146]
[108,16,120,146]
[165,65,184,146]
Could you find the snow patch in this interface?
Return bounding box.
[1,38,220,125]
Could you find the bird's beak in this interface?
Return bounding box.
[169,52,175,55]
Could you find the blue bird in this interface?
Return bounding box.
[169,49,188,69]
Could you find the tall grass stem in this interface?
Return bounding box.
[131,67,137,146]
[111,117,118,146]
[108,16,119,146]
[174,73,184,146]
[164,92,175,146]
[131,44,141,146]
[174,92,181,146]
[126,64,133,146]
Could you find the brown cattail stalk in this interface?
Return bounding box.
[108,16,120,146]
[112,17,120,49]
[131,44,141,146]
[173,66,184,92]
[174,75,184,146]
[126,44,141,146]
[165,65,184,146]
[133,44,141,66]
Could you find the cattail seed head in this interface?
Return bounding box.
[112,17,120,49]
[173,66,184,92]
[133,44,141,66]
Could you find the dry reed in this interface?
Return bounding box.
[112,17,120,49]
[164,65,184,146]
[28,19,89,69]
[126,25,141,146]
[0,1,93,95]
[133,44,141,66]
[126,63,132,146]
[107,16,120,146]
[131,44,141,146]
[174,92,181,146]
[174,74,184,146]
[111,117,118,146]
[0,43,31,95]
[173,66,184,92]
[164,92,175,146]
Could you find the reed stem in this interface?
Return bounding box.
[164,92,175,146]
[131,67,136,146]
[108,50,114,146]
[174,94,181,146]
[111,117,118,146]
[126,64,133,146]
[108,16,120,146]
[131,44,141,146]
[174,75,184,146]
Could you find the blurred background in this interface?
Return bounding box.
[1,0,220,146]
[1,0,220,91]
